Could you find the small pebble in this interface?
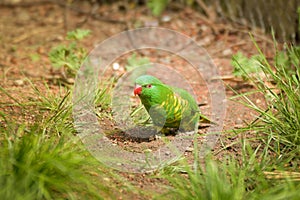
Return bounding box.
[222,48,232,56]
[256,99,261,104]
[161,15,171,22]
[66,78,74,84]
[235,117,243,125]
[155,135,161,140]
[198,35,214,46]
[200,25,209,32]
[14,79,24,86]
[113,62,120,70]
[185,147,194,152]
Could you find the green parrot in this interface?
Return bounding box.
[133,75,212,132]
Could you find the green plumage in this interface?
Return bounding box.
[134,75,207,131]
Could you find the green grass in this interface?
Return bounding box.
[0,80,153,199]
[0,81,121,199]
[159,142,300,200]
[231,36,300,156]
[158,38,300,199]
[2,27,300,199]
[0,122,101,199]
[0,29,153,199]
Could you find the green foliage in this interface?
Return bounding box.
[0,123,104,200]
[30,83,75,134]
[276,45,300,75]
[231,39,300,157]
[0,81,144,199]
[66,29,91,40]
[94,77,116,115]
[0,89,109,199]
[161,38,300,200]
[125,53,151,71]
[3,21,300,199]
[232,45,300,81]
[147,0,169,16]
[130,104,151,126]
[160,139,300,200]
[49,29,91,77]
[0,78,135,199]
[162,158,245,200]
[231,52,264,80]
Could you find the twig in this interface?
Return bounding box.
[211,75,243,82]
[264,170,300,181]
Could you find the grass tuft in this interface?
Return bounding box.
[231,37,300,155]
[0,118,108,199]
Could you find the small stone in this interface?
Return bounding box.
[222,48,232,56]
[14,79,24,86]
[256,99,261,104]
[235,118,243,125]
[165,151,171,156]
[198,35,214,46]
[185,147,194,152]
[200,25,209,32]
[161,15,171,22]
[66,78,74,84]
[234,118,243,128]
[113,62,120,70]
[154,134,162,140]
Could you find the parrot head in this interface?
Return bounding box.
[134,75,163,96]
[134,75,171,110]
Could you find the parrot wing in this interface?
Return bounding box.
[172,86,216,125]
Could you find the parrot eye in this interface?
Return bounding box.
[146,84,152,88]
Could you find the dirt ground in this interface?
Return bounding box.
[0,1,277,198]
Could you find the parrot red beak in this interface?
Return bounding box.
[134,86,142,96]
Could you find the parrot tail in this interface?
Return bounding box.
[199,113,218,125]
